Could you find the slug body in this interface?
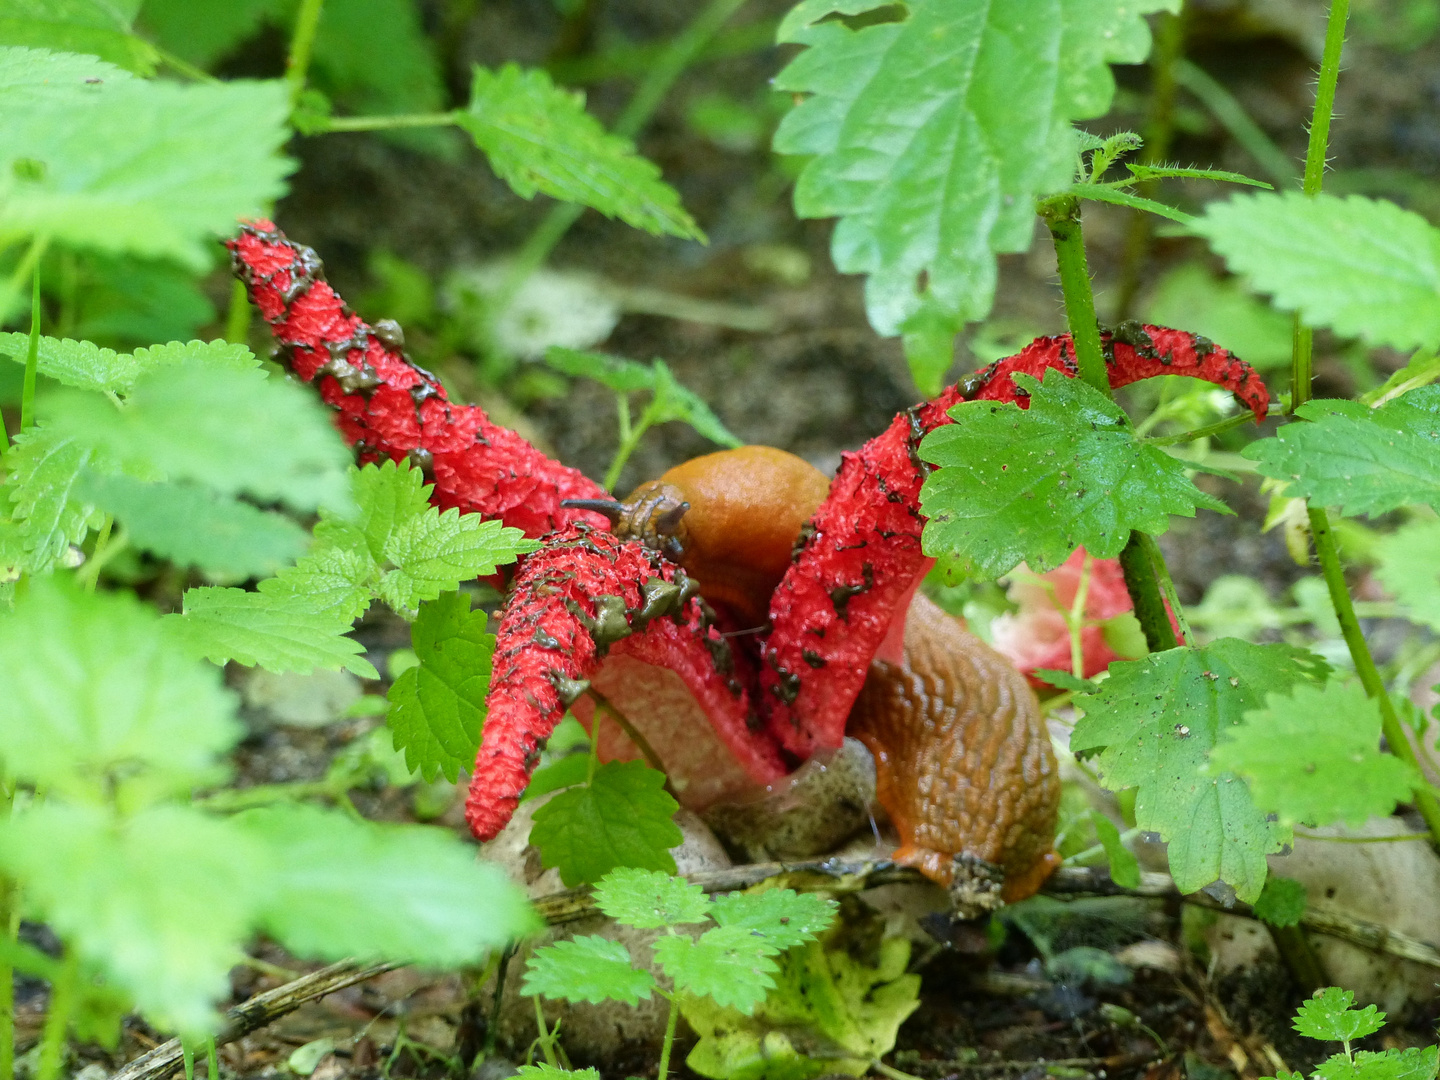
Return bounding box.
[613,447,1060,904]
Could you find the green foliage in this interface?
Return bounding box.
[528,759,684,888]
[0,46,292,267]
[386,591,494,782]
[1294,989,1386,1044]
[0,334,254,395]
[1245,387,1440,518]
[1211,681,1422,828]
[1253,876,1307,929]
[1071,640,1330,902]
[918,370,1228,579]
[0,577,239,802]
[0,0,158,75]
[682,909,920,1080]
[773,0,1178,342]
[1193,192,1440,351]
[1374,518,1440,631]
[1090,812,1140,889]
[594,866,712,929]
[516,1067,601,1080]
[234,804,539,965]
[654,927,781,1014]
[3,426,105,567]
[522,935,659,1006]
[459,64,703,242]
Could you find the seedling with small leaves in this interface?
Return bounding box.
[1266,988,1438,1080]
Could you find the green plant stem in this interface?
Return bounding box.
[1309,506,1440,840]
[532,997,558,1068]
[21,265,41,434]
[224,279,251,347]
[1143,406,1277,445]
[586,689,667,774]
[35,949,78,1080]
[0,236,47,330]
[1118,533,1179,653]
[1039,196,1110,397]
[1173,60,1298,190]
[79,521,126,592]
[181,1040,196,1080]
[317,112,458,132]
[1140,532,1193,646]
[1068,553,1093,679]
[285,0,327,105]
[655,991,680,1080]
[0,777,14,1080]
[206,1038,219,1080]
[153,47,220,84]
[498,0,748,307]
[602,410,649,492]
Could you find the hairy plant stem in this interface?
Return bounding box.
[497,0,749,309]
[35,949,78,1080]
[224,279,251,346]
[656,992,680,1080]
[1140,532,1193,646]
[285,0,326,104]
[317,112,457,132]
[1042,197,1183,652]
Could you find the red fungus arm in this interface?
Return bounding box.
[760,326,1269,757]
[226,220,609,538]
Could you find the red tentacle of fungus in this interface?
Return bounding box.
[225,220,609,538]
[759,324,1270,757]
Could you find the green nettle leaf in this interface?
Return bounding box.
[529,759,684,888]
[773,0,1178,339]
[0,803,268,1038]
[522,935,657,1006]
[521,753,591,802]
[43,365,353,515]
[380,509,537,614]
[683,930,921,1080]
[544,346,657,393]
[0,577,241,800]
[1375,518,1440,632]
[1252,876,1307,929]
[1293,988,1386,1043]
[1070,639,1329,902]
[386,592,493,783]
[1192,192,1440,351]
[0,43,130,100]
[80,473,309,578]
[0,334,257,396]
[261,545,377,625]
[1210,682,1421,828]
[236,805,538,967]
[918,370,1229,579]
[164,586,376,680]
[645,360,743,449]
[593,867,712,929]
[709,889,838,953]
[516,1066,601,1080]
[137,0,280,68]
[0,55,292,267]
[3,426,104,567]
[652,926,780,1014]
[1245,387,1440,517]
[0,3,158,75]
[1316,1048,1440,1080]
[459,64,704,242]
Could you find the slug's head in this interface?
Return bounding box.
[563,482,692,563]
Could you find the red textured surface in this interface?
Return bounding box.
[465,525,783,841]
[758,326,1269,758]
[226,220,608,539]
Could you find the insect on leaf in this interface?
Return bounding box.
[386,591,493,783]
[918,369,1229,580]
[459,64,703,242]
[1210,681,1421,829]
[1070,639,1329,902]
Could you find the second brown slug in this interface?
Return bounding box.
[570,446,1061,907]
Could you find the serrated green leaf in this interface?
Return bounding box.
[529,759,683,888]
[164,586,376,679]
[709,889,837,954]
[1253,876,1306,929]
[1125,164,1271,188]
[380,509,537,615]
[234,804,538,966]
[1193,192,1440,351]
[1294,988,1386,1043]
[385,592,492,783]
[3,425,104,566]
[0,802,267,1037]
[0,67,291,267]
[1211,681,1421,828]
[309,0,443,119]
[1145,263,1294,372]
[0,6,157,75]
[261,544,377,625]
[773,0,1178,337]
[544,346,656,393]
[0,44,132,101]
[0,577,241,800]
[654,925,780,1014]
[682,914,920,1079]
[521,753,591,802]
[593,867,712,929]
[1375,518,1440,631]
[339,458,434,562]
[918,370,1229,579]
[516,1067,601,1080]
[1070,639,1329,902]
[1069,184,1196,225]
[0,334,255,397]
[1244,387,1440,517]
[1317,1048,1439,1080]
[80,472,309,578]
[43,365,352,514]
[645,360,742,449]
[521,935,656,1006]
[459,64,703,242]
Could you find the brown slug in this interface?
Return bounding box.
[570,446,1061,907]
